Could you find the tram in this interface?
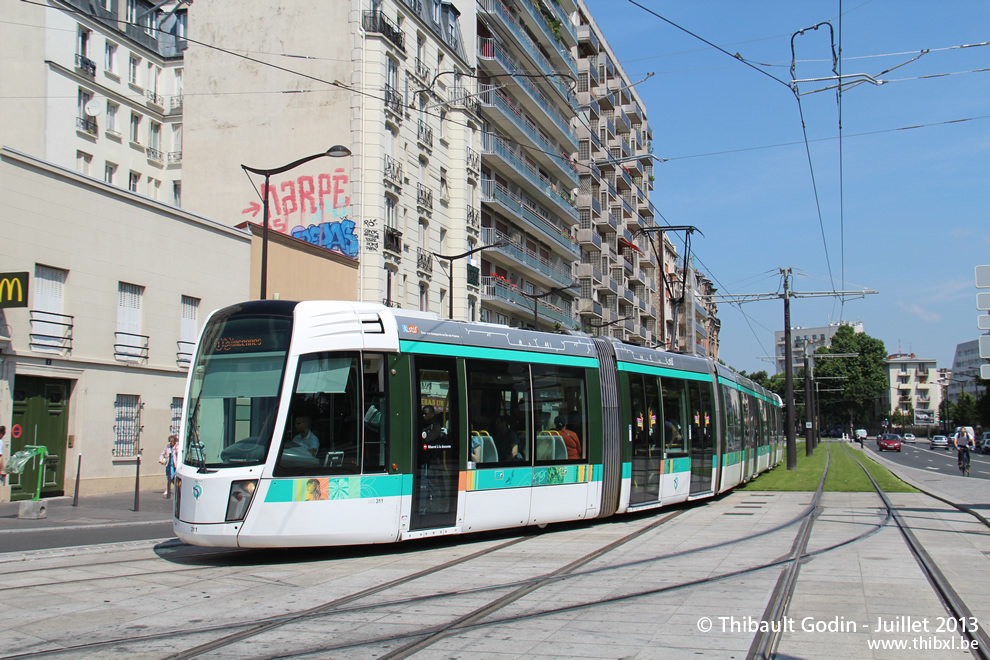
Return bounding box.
[173,300,783,547]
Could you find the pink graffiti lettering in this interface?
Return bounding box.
[333,168,349,209]
[244,170,353,238]
[280,180,298,228]
[318,173,333,211]
[298,175,317,214]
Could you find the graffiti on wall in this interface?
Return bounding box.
[242,168,358,259]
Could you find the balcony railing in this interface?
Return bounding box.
[480,276,575,327]
[481,179,579,256]
[384,84,403,114]
[481,227,573,288]
[75,53,96,76]
[363,10,405,52]
[417,183,433,209]
[402,0,423,12]
[146,90,164,106]
[480,130,577,216]
[466,146,480,173]
[114,331,149,362]
[415,57,431,82]
[417,119,433,147]
[384,226,402,254]
[29,310,73,354]
[384,154,402,183]
[467,205,480,229]
[168,151,182,163]
[176,340,195,368]
[170,95,183,112]
[76,116,97,135]
[417,247,433,273]
[146,147,163,162]
[382,298,402,308]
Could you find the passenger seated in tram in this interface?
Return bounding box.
[493,416,522,463]
[555,416,581,459]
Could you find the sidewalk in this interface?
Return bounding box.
[0,488,174,531]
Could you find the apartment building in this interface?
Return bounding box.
[947,338,988,403]
[0,0,187,205]
[678,266,720,359]
[572,4,664,345]
[775,321,865,375]
[881,353,942,423]
[0,147,250,499]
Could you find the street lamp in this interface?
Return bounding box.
[241,145,352,299]
[586,316,629,335]
[434,241,509,319]
[518,284,578,330]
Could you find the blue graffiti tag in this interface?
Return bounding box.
[291,219,359,258]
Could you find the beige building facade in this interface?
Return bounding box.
[881,353,942,426]
[0,147,251,498]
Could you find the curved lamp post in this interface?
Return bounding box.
[241,145,352,299]
[519,284,578,330]
[434,241,509,319]
[586,315,629,336]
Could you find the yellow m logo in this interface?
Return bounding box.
[0,277,23,302]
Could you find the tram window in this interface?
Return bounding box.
[466,359,531,466]
[274,352,361,477]
[725,388,742,453]
[660,377,688,457]
[362,354,387,473]
[532,364,587,462]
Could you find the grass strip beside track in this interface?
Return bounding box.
[739,441,917,493]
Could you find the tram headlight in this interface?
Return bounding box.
[225,479,258,522]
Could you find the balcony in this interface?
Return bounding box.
[146,90,165,107]
[414,57,432,83]
[363,10,405,52]
[480,131,577,218]
[29,311,73,354]
[146,147,163,162]
[76,116,97,135]
[577,228,602,251]
[176,340,195,369]
[384,226,402,254]
[384,84,403,115]
[614,108,631,134]
[480,276,575,327]
[417,120,433,148]
[466,146,480,174]
[168,151,182,163]
[75,53,96,77]
[170,95,183,113]
[513,0,577,76]
[417,183,433,210]
[114,331,149,362]
[577,24,600,53]
[466,205,480,230]
[402,0,422,12]
[483,228,574,289]
[417,247,433,273]
[481,179,579,257]
[384,154,402,184]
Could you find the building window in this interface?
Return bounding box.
[385,194,397,229]
[148,177,161,199]
[432,0,441,23]
[420,283,429,311]
[128,171,140,192]
[76,151,92,175]
[113,394,142,457]
[128,55,140,85]
[33,264,68,354]
[172,181,181,207]
[106,101,118,133]
[105,161,116,184]
[77,26,90,57]
[126,0,138,23]
[130,112,141,143]
[77,88,92,120]
[149,121,161,151]
[439,109,446,140]
[104,42,117,73]
[117,281,144,360]
[170,397,183,436]
[178,295,199,367]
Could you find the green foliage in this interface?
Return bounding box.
[738,442,916,492]
[812,326,887,427]
[955,391,978,426]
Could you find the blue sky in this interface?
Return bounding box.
[582,0,990,374]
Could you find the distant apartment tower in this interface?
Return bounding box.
[881,353,941,424]
[775,321,864,375]
[0,0,187,205]
[677,265,720,359]
[947,338,988,402]
[572,2,665,344]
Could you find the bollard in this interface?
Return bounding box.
[72,453,82,507]
[133,451,141,512]
[18,500,47,520]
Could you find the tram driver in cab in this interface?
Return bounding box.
[289,415,320,457]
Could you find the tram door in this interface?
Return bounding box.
[629,375,661,505]
[689,380,715,495]
[9,376,70,501]
[410,357,460,531]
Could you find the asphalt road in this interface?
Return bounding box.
[0,521,176,554]
[863,437,990,479]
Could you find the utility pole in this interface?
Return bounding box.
[706,269,877,471]
[804,351,814,456]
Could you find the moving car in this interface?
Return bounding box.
[980,431,990,454]
[878,434,902,452]
[930,435,949,450]
[902,433,917,443]
[854,429,868,442]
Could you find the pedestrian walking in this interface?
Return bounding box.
[159,434,179,496]
[0,425,6,485]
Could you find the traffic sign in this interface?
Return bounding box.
[979,292,990,311]
[11,424,21,439]
[980,315,990,331]
[977,265,990,288]
[982,335,990,359]
[983,364,990,380]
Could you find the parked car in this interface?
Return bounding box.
[980,432,990,454]
[930,435,950,450]
[877,434,902,452]
[902,433,917,443]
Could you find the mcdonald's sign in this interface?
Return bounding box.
[0,272,28,309]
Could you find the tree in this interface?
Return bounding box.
[812,325,887,430]
[939,397,955,434]
[955,391,978,426]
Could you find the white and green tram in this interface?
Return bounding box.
[173,300,783,547]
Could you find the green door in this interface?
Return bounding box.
[9,376,70,501]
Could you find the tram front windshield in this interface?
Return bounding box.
[184,314,292,469]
